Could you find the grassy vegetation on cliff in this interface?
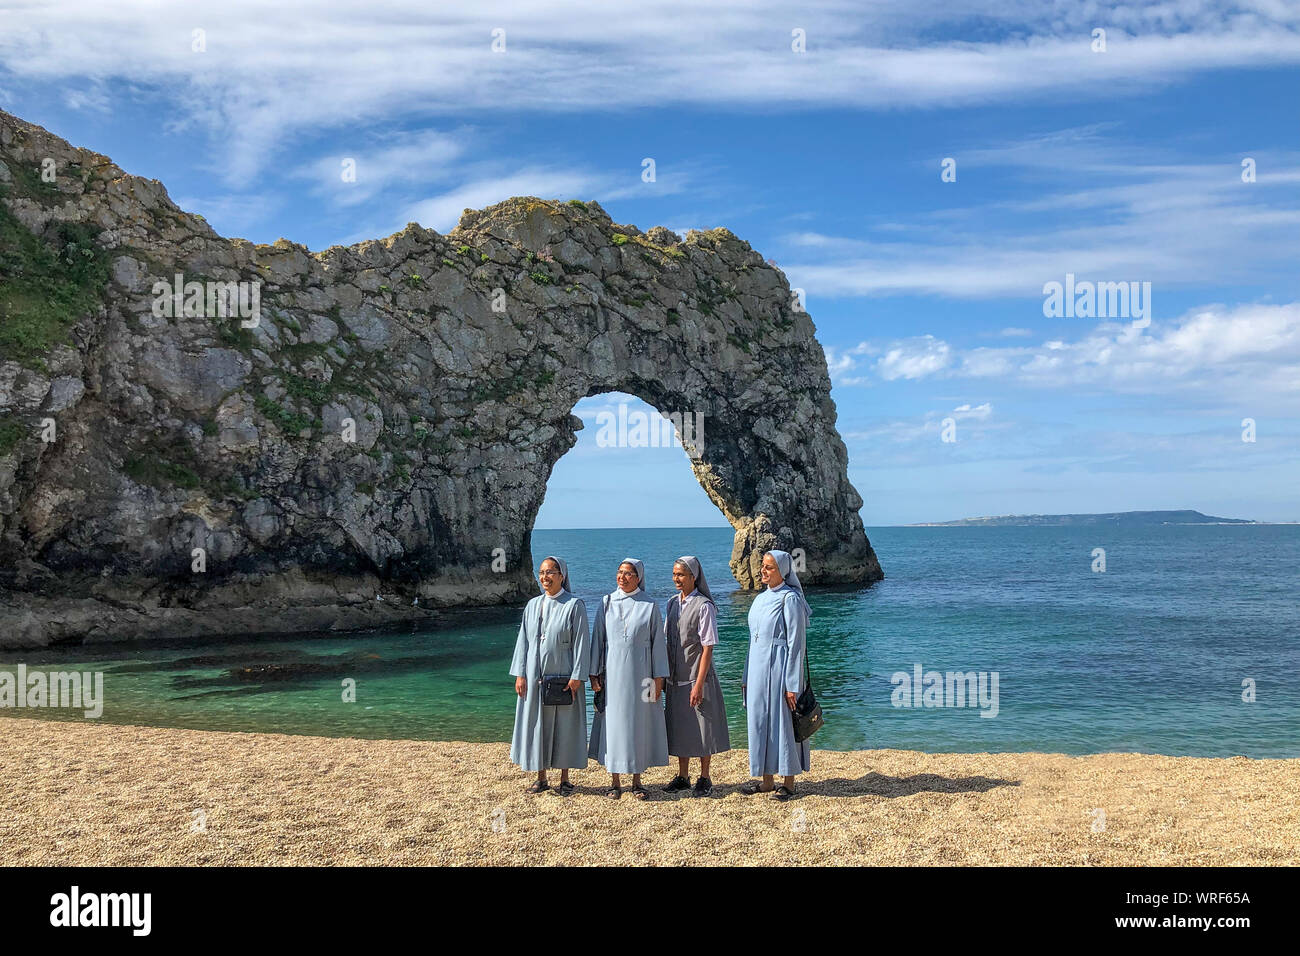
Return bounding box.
[0,414,25,456]
[124,452,202,490]
[123,433,204,491]
[0,185,111,369]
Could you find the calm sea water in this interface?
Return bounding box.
[3,526,1297,757]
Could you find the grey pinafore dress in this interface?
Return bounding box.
[664,592,731,757]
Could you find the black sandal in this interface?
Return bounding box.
[771,785,797,801]
[605,786,622,800]
[740,781,773,795]
[527,780,550,794]
[557,781,575,797]
[630,785,649,801]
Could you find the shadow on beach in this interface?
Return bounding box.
[544,771,1020,801]
[643,772,1020,800]
[796,771,1020,798]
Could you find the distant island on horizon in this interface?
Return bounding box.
[910,510,1259,527]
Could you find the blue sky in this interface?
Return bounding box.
[2,1,1297,525]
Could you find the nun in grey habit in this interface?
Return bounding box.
[588,558,670,800]
[662,555,730,797]
[508,555,590,795]
[741,549,812,801]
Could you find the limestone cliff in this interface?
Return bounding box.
[0,111,882,647]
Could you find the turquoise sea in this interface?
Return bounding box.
[2,525,1297,757]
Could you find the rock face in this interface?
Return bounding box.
[0,110,882,648]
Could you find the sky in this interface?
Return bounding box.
[1,1,1297,526]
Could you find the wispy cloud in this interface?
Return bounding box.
[4,2,1300,179]
[829,300,1300,407]
[169,190,286,237]
[293,129,471,207]
[843,408,1299,478]
[400,167,689,234]
[950,402,992,421]
[783,131,1300,301]
[877,335,953,381]
[61,83,111,113]
[843,400,998,447]
[822,342,876,386]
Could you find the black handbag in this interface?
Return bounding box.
[535,598,574,706]
[784,595,824,742]
[791,665,823,742]
[542,675,574,706]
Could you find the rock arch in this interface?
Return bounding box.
[434,200,883,599]
[0,111,881,646]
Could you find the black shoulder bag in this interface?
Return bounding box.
[784,594,824,742]
[538,598,574,706]
[542,676,574,706]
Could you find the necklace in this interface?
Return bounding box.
[613,593,629,636]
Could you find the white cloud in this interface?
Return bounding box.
[829,300,1300,404]
[169,191,285,237]
[782,134,1300,301]
[823,341,876,385]
[394,165,690,234]
[3,2,1299,179]
[875,335,953,380]
[950,402,992,421]
[843,400,995,446]
[294,129,470,207]
[403,168,595,233]
[62,84,111,113]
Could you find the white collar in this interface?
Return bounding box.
[613,587,641,599]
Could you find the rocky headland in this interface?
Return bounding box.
[0,110,881,648]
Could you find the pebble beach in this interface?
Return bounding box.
[2,717,1297,866]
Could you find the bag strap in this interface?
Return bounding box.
[598,594,610,679]
[534,596,544,685]
[536,596,567,683]
[780,592,813,692]
[665,595,677,684]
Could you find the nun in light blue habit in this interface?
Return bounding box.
[588,557,670,800]
[741,549,812,801]
[508,555,590,796]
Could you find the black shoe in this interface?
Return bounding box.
[692,777,713,797]
[663,775,692,793]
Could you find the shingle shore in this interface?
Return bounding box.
[1,717,1295,865]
